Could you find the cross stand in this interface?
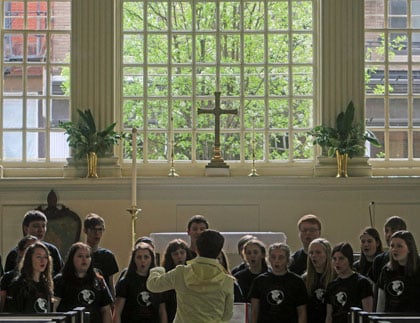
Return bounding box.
[198,91,238,172]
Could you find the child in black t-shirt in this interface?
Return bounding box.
[161,239,192,323]
[303,238,335,323]
[325,242,373,323]
[234,239,268,302]
[249,243,308,323]
[113,242,167,323]
[377,230,420,312]
[354,227,383,279]
[0,235,38,312]
[53,242,113,323]
[7,241,53,314]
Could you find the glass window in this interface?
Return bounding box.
[1,0,71,162]
[121,0,316,164]
[365,0,420,160]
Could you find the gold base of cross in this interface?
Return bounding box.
[205,159,230,168]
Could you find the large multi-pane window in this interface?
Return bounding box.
[121,0,316,164]
[1,0,71,162]
[365,0,420,160]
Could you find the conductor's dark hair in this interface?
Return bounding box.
[196,229,224,258]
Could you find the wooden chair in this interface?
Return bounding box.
[36,190,81,258]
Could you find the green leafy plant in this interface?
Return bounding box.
[59,109,125,159]
[309,101,381,158]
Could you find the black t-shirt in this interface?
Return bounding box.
[307,272,328,323]
[249,270,308,323]
[234,268,265,302]
[115,272,164,323]
[231,261,247,276]
[289,248,307,276]
[0,270,18,312]
[7,276,51,313]
[378,264,420,312]
[5,242,63,276]
[354,258,374,279]
[162,289,177,323]
[370,251,389,283]
[0,255,3,276]
[325,272,373,323]
[54,273,113,323]
[91,247,119,290]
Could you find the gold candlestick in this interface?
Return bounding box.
[249,117,259,177]
[168,117,179,177]
[126,206,141,247]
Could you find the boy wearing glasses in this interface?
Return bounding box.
[289,214,322,275]
[84,213,119,298]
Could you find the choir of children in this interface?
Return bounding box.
[1,211,420,323]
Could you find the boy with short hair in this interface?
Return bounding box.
[84,213,119,298]
[186,214,209,257]
[289,214,322,275]
[147,229,235,323]
[4,210,63,275]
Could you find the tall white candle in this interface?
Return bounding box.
[131,128,137,207]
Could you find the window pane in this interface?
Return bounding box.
[389,98,408,126]
[269,132,289,160]
[3,132,22,159]
[27,65,46,95]
[3,99,23,128]
[366,98,385,127]
[27,98,46,128]
[413,131,420,157]
[50,132,69,159]
[365,0,385,29]
[50,99,69,128]
[413,98,420,126]
[50,34,70,63]
[389,131,408,158]
[3,65,23,94]
[51,1,71,31]
[27,131,46,159]
[4,2,24,31]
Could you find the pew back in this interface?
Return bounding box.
[0,317,64,323]
[348,307,420,323]
[368,316,420,323]
[0,309,82,323]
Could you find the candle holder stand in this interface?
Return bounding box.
[168,139,179,177]
[126,206,141,247]
[248,117,259,177]
[248,164,259,177]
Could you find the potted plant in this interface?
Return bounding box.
[308,101,381,177]
[59,109,125,178]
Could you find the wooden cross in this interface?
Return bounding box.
[198,92,238,165]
